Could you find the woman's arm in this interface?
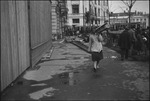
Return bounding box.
[98,34,103,42]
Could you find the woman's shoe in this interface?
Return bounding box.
[121,58,124,61]
[93,68,97,72]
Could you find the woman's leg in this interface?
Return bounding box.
[96,51,103,68]
[94,61,97,69]
[96,60,100,68]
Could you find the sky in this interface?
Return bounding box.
[109,0,149,14]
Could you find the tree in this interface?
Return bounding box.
[85,11,90,24]
[121,0,136,28]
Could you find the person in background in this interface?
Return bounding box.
[128,26,137,56]
[118,27,132,61]
[88,31,104,72]
[134,26,145,55]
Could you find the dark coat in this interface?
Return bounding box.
[118,29,132,49]
[134,31,145,51]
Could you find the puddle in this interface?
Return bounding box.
[29,87,58,100]
[111,56,118,59]
[57,72,78,86]
[104,56,118,59]
[31,83,47,87]
[56,69,85,86]
[59,72,69,79]
[55,66,102,87]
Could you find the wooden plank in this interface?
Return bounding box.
[8,1,19,80]
[16,1,30,73]
[30,1,39,48]
[25,1,30,70]
[1,1,13,91]
[29,1,52,67]
[31,41,52,66]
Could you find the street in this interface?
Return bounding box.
[1,41,149,100]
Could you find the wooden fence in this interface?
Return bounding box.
[1,1,52,91]
[29,1,52,66]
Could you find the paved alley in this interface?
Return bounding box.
[1,42,149,100]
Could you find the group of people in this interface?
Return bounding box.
[87,25,149,72]
[118,26,149,60]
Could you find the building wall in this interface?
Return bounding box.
[51,0,67,39]
[51,1,58,35]
[59,0,68,37]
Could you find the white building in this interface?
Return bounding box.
[130,14,149,28]
[110,16,128,24]
[66,0,109,27]
[90,0,109,25]
[109,12,149,29]
[66,0,89,27]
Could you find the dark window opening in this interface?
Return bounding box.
[73,19,80,23]
[72,5,79,14]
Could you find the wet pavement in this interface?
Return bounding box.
[1,41,149,101]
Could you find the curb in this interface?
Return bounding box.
[71,41,90,54]
[40,46,54,61]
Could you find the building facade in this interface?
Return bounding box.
[110,11,149,29]
[51,0,59,39]
[130,14,149,28]
[66,0,109,27]
[51,0,68,39]
[90,0,109,26]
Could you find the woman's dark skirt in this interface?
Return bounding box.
[91,50,103,62]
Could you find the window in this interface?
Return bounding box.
[98,8,100,17]
[103,11,105,18]
[137,19,139,22]
[95,7,97,16]
[95,19,97,24]
[72,5,79,14]
[95,0,96,4]
[98,0,100,5]
[103,0,105,6]
[85,8,87,12]
[105,0,108,6]
[73,19,80,23]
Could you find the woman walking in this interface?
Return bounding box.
[88,32,104,72]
